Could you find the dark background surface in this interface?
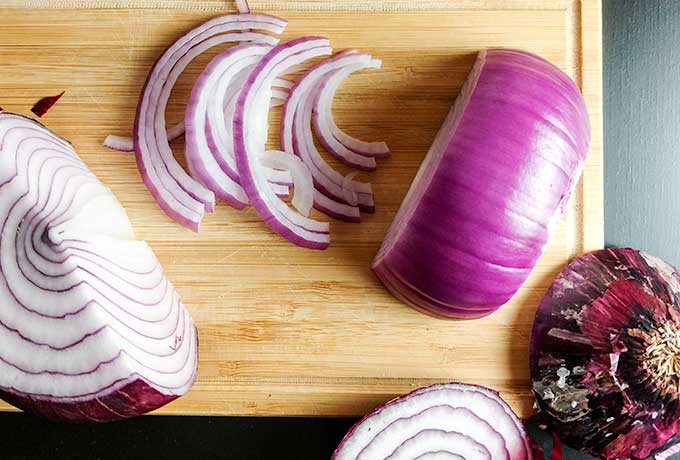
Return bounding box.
[0,0,673,458]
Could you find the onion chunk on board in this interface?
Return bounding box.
[0,112,197,422]
[372,49,591,319]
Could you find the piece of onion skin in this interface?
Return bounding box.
[31,91,65,118]
[372,49,590,319]
[0,112,197,422]
[530,248,680,460]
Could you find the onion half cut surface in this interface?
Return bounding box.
[372,49,591,319]
[134,13,287,231]
[0,112,197,422]
[332,383,535,460]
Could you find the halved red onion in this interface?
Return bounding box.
[234,37,332,249]
[134,14,286,231]
[313,61,390,158]
[332,383,534,460]
[372,49,590,319]
[281,51,376,218]
[0,112,197,421]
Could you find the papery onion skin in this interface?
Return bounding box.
[332,382,534,460]
[0,113,197,422]
[372,49,590,319]
[530,248,680,460]
[31,91,65,118]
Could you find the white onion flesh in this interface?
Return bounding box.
[0,112,197,422]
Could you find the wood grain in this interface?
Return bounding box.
[0,0,602,417]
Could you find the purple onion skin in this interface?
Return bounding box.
[530,248,680,459]
[0,380,178,423]
[372,49,590,319]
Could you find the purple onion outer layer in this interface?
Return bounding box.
[0,113,197,422]
[530,248,680,459]
[372,48,591,319]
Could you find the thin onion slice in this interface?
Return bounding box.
[0,112,197,422]
[185,43,273,209]
[281,51,376,216]
[258,150,314,216]
[313,61,390,158]
[134,13,286,231]
[103,122,184,153]
[332,383,534,460]
[234,37,332,249]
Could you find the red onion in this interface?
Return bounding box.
[185,42,292,208]
[185,43,272,209]
[530,248,680,459]
[31,91,65,118]
[372,49,590,319]
[313,63,390,158]
[0,112,197,421]
[281,51,381,219]
[134,14,286,231]
[234,37,332,249]
[332,383,534,460]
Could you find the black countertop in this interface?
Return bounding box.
[1,1,675,458]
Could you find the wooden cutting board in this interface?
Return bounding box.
[0,0,602,417]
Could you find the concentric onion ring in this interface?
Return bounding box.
[0,113,197,422]
[333,383,534,460]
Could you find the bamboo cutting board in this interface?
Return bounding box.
[0,0,602,417]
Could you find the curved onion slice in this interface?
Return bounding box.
[234,37,332,249]
[103,122,184,153]
[332,383,534,460]
[0,112,197,422]
[259,150,314,216]
[134,13,286,231]
[372,49,590,319]
[313,60,390,159]
[281,51,376,218]
[186,43,274,209]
